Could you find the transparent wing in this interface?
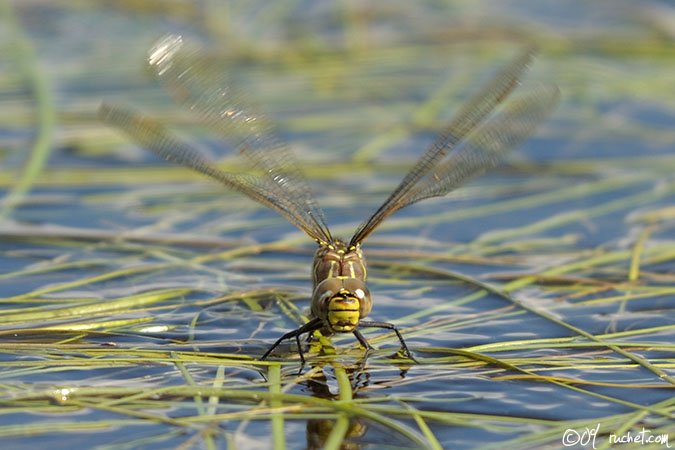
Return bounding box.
[99,104,329,238]
[349,48,559,246]
[102,34,332,244]
[404,85,560,202]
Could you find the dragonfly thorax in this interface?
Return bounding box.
[310,277,373,333]
[312,240,366,287]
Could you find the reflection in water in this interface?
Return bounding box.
[305,363,367,450]
[307,417,367,450]
[301,359,412,449]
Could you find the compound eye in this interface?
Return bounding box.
[319,289,335,303]
[354,288,366,299]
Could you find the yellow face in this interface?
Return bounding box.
[311,278,372,333]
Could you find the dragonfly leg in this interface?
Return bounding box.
[261,317,323,363]
[357,320,416,362]
[352,329,374,351]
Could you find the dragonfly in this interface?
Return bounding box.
[99,34,559,363]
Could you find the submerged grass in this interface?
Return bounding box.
[0,1,674,449]
[0,2,56,218]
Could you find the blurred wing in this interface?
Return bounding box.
[99,104,327,238]
[403,85,560,203]
[349,49,559,246]
[102,34,332,244]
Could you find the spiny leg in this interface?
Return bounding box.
[352,329,374,351]
[348,341,372,391]
[261,317,323,364]
[353,329,375,362]
[357,320,416,362]
[352,329,374,382]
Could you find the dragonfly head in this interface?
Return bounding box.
[311,278,372,333]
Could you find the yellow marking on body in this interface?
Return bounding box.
[348,261,356,278]
[328,261,337,278]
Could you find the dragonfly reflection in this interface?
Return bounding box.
[99,35,559,363]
